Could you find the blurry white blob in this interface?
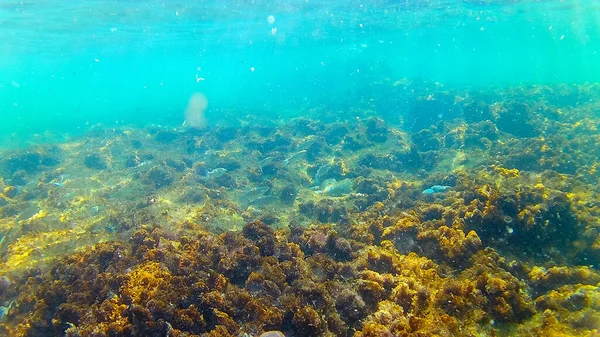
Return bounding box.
[271,27,277,35]
[184,93,208,129]
[267,15,275,24]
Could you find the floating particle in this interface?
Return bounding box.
[267,15,275,24]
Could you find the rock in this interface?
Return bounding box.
[279,184,298,205]
[4,152,60,174]
[463,100,492,123]
[84,154,108,170]
[412,128,442,152]
[215,126,238,143]
[155,130,178,143]
[4,186,18,199]
[166,159,186,172]
[366,118,389,143]
[495,102,539,137]
[143,167,173,189]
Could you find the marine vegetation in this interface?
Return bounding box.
[0,81,600,336]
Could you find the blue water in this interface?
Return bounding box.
[1,0,599,145]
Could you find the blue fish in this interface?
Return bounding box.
[205,168,227,180]
[52,175,65,187]
[0,306,7,323]
[430,185,451,192]
[0,301,15,323]
[422,185,451,194]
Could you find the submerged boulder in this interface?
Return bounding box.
[84,154,108,170]
[143,166,174,189]
[495,102,539,138]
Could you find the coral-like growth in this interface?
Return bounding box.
[2,81,600,337]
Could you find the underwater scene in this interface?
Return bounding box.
[1,0,600,336]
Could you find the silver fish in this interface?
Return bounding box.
[240,186,270,203]
[258,156,276,173]
[297,136,318,150]
[318,178,353,197]
[283,150,306,165]
[205,168,227,180]
[249,195,279,207]
[51,174,66,187]
[314,163,333,185]
[134,160,152,168]
[259,156,276,167]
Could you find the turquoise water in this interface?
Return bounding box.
[3,2,600,335]
[1,0,599,145]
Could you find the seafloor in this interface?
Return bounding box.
[1,81,600,337]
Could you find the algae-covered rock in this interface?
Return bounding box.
[143,166,174,189]
[83,153,108,170]
[495,102,539,137]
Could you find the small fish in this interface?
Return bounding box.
[258,156,276,173]
[204,150,220,156]
[89,205,101,216]
[249,195,279,207]
[0,306,7,323]
[431,185,451,192]
[297,136,318,150]
[52,175,66,187]
[259,156,276,167]
[320,178,337,188]
[134,160,152,168]
[317,178,353,197]
[283,150,307,166]
[259,331,286,337]
[240,186,269,203]
[205,168,227,180]
[422,185,451,194]
[0,301,15,323]
[314,163,333,185]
